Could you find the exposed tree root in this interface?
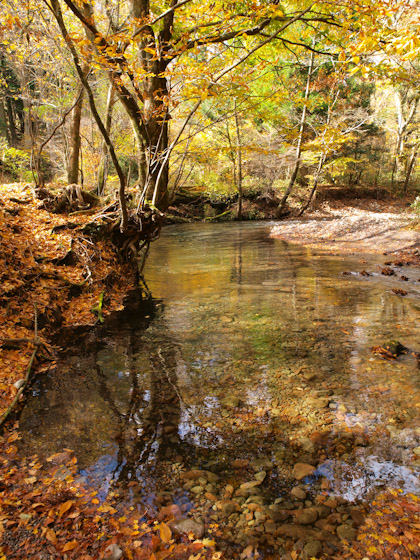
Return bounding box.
[35,184,99,213]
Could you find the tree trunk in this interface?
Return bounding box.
[148,111,170,210]
[138,142,147,187]
[97,84,115,195]
[5,97,18,146]
[225,121,237,190]
[51,0,128,231]
[298,153,326,216]
[0,102,11,144]
[67,86,84,184]
[277,49,315,217]
[234,100,243,220]
[403,143,419,194]
[392,92,419,187]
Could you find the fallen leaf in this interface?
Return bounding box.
[58,500,74,517]
[159,522,172,543]
[63,540,78,551]
[46,528,57,545]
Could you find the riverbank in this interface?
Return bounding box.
[0,183,218,559]
[270,196,420,255]
[0,182,137,425]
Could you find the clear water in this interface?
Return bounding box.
[19,222,420,511]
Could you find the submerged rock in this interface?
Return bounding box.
[221,396,241,408]
[303,540,322,558]
[337,524,356,541]
[295,508,318,525]
[254,471,266,482]
[292,463,316,481]
[291,487,307,500]
[306,396,330,409]
[180,469,219,482]
[173,518,205,538]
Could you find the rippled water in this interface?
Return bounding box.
[20,222,420,510]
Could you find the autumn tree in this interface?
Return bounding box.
[42,0,343,215]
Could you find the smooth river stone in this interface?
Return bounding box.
[292,463,316,480]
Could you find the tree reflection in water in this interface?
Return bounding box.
[19,293,212,505]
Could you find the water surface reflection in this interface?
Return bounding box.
[20,222,420,510]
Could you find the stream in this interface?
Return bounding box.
[19,222,420,556]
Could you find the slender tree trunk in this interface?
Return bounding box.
[5,97,18,146]
[277,49,315,217]
[298,152,326,216]
[138,142,147,188]
[51,0,128,231]
[225,121,237,188]
[0,102,11,144]
[149,112,170,210]
[234,100,243,220]
[403,144,419,194]
[19,67,33,149]
[392,92,419,188]
[97,84,115,195]
[67,85,84,184]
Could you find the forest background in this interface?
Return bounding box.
[2,0,420,226]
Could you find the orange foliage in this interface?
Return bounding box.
[0,430,218,559]
[0,182,135,421]
[343,491,420,560]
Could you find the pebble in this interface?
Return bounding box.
[324,498,338,509]
[254,471,266,482]
[295,508,318,525]
[222,396,241,408]
[13,378,25,390]
[292,463,316,480]
[217,500,238,516]
[181,470,219,482]
[250,458,273,471]
[307,396,330,409]
[224,484,234,497]
[350,509,365,526]
[104,544,123,560]
[303,540,322,558]
[291,487,307,500]
[173,518,205,538]
[242,480,261,489]
[232,459,249,468]
[337,524,356,541]
[298,436,315,453]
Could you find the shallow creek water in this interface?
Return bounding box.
[19,222,420,554]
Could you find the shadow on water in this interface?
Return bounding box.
[18,222,420,550]
[20,294,221,509]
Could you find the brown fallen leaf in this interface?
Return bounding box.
[159,522,172,544]
[62,540,78,552]
[46,528,57,545]
[58,499,74,517]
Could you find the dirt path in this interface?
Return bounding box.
[270,202,420,254]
